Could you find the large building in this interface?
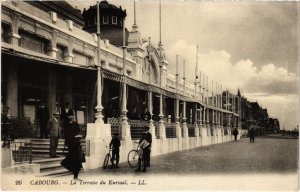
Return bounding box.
[0,0,279,174]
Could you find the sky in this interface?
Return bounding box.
[69,0,299,130]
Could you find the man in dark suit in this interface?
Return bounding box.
[60,102,74,137]
[37,102,49,139]
[61,115,82,180]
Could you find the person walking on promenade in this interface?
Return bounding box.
[233,128,238,141]
[61,115,83,180]
[249,128,256,143]
[37,102,49,139]
[109,133,121,168]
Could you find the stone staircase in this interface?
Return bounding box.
[28,139,69,177]
[20,139,84,177]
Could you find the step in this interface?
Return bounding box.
[40,164,66,173]
[32,154,67,160]
[31,149,69,154]
[38,168,70,177]
[33,157,65,164]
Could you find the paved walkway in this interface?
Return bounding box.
[54,136,298,190]
[65,135,298,177]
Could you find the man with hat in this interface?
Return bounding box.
[63,114,80,147]
[61,114,83,180]
[135,126,152,172]
[37,102,49,139]
[60,102,75,137]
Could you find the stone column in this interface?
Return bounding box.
[175,99,181,138]
[182,101,188,137]
[9,12,21,46]
[65,37,74,63]
[121,83,130,140]
[148,91,155,137]
[64,75,73,108]
[6,64,18,117]
[49,30,59,59]
[47,68,57,116]
[85,3,112,170]
[158,94,165,139]
[194,104,199,137]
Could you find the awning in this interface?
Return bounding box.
[2,47,96,71]
[102,68,123,82]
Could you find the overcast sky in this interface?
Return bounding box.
[69,0,299,130]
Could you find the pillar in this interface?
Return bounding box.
[148,91,155,137]
[85,2,112,170]
[182,101,188,138]
[47,68,57,116]
[175,99,181,138]
[49,30,59,59]
[64,75,73,108]
[9,12,20,46]
[6,64,18,117]
[121,83,130,140]
[158,94,165,139]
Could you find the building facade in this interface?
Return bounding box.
[3,0,279,171]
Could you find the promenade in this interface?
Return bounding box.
[57,135,298,190]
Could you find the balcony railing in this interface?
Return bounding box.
[128,120,149,140]
[3,117,34,139]
[11,141,32,163]
[166,123,176,138]
[108,117,121,137]
[187,124,195,137]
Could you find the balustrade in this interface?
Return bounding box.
[11,141,32,163]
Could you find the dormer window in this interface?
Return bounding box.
[112,16,117,24]
[103,15,109,24]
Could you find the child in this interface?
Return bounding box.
[109,133,121,168]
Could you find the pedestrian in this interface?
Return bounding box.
[135,127,152,172]
[49,113,61,158]
[249,128,255,143]
[61,115,83,180]
[140,107,151,121]
[60,102,75,137]
[233,128,238,141]
[37,102,49,139]
[109,133,121,168]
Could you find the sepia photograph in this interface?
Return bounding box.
[1,0,299,191]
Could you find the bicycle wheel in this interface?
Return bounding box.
[103,154,110,169]
[127,150,139,168]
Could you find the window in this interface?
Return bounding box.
[57,44,66,61]
[103,15,109,24]
[19,29,49,54]
[73,51,91,66]
[1,23,11,43]
[112,16,117,24]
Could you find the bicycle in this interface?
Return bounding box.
[127,141,144,168]
[103,145,112,169]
